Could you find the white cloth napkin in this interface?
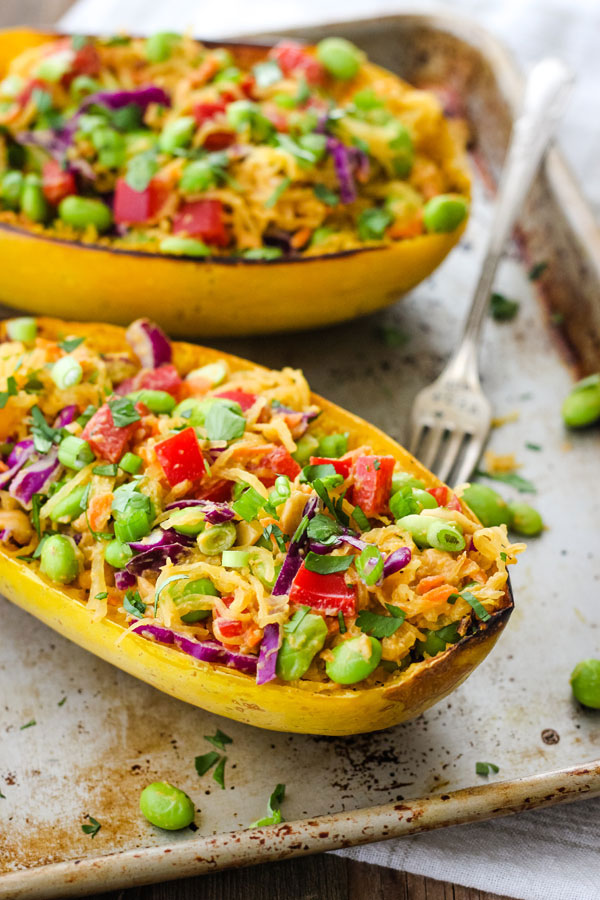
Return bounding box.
[57,2,600,898]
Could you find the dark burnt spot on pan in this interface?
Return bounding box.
[541,728,560,745]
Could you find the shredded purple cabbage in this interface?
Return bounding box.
[326,137,356,204]
[132,624,258,675]
[272,495,320,596]
[125,539,191,575]
[383,547,412,577]
[79,85,171,114]
[128,528,194,552]
[53,405,78,428]
[256,623,281,685]
[125,318,172,369]
[9,449,61,508]
[164,499,235,525]
[114,570,136,591]
[6,439,35,469]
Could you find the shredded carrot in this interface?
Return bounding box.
[421,584,456,606]
[244,627,263,648]
[290,227,312,250]
[87,493,113,532]
[416,575,445,595]
[387,213,424,240]
[192,56,220,86]
[107,591,123,607]
[0,461,8,474]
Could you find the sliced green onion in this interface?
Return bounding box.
[304,551,353,574]
[355,545,384,585]
[92,463,118,477]
[113,508,152,543]
[127,389,176,414]
[51,356,83,390]
[6,317,37,342]
[197,522,237,555]
[232,484,264,522]
[186,361,228,387]
[119,452,143,475]
[165,507,206,536]
[221,548,250,568]
[426,519,465,552]
[57,435,95,471]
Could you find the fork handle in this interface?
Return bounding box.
[447,58,573,380]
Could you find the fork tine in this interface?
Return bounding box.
[418,424,446,471]
[452,436,484,486]
[436,430,467,484]
[407,419,426,457]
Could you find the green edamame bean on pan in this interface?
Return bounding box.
[325,636,382,685]
[277,612,328,681]
[21,174,50,223]
[461,483,512,528]
[570,659,600,709]
[139,781,195,830]
[507,501,543,536]
[1,170,24,210]
[58,196,113,232]
[316,37,363,80]
[561,374,600,428]
[40,534,79,584]
[423,194,469,233]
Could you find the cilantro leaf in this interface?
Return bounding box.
[249,783,285,828]
[284,606,310,635]
[476,761,500,776]
[108,397,141,428]
[204,728,233,751]
[213,756,227,789]
[474,469,536,494]
[59,336,85,353]
[123,590,146,619]
[351,505,370,532]
[449,589,491,622]
[490,293,519,321]
[194,751,221,776]
[154,574,188,616]
[262,523,288,553]
[304,551,353,574]
[30,405,62,453]
[313,184,339,206]
[82,816,101,838]
[0,375,18,410]
[306,513,344,546]
[356,606,406,638]
[20,719,36,730]
[125,150,158,192]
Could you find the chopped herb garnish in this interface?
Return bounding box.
[94,591,108,600]
[213,756,227,789]
[375,324,409,348]
[476,761,500,777]
[125,149,158,192]
[460,590,490,622]
[264,176,291,208]
[262,523,288,553]
[30,405,62,453]
[313,184,339,206]
[108,397,141,428]
[20,719,36,730]
[77,404,97,428]
[284,606,310,635]
[356,605,406,638]
[0,789,5,799]
[490,292,519,321]
[351,505,370,531]
[205,402,245,442]
[500,551,507,562]
[550,311,564,325]
[154,574,188,616]
[57,696,67,707]
[122,591,145,618]
[300,463,338,484]
[306,513,343,546]
[475,469,536,494]
[59,336,85,353]
[249,783,285,828]
[304,551,353,575]
[291,514,309,544]
[23,372,44,394]
[313,478,349,526]
[525,442,542,451]
[204,728,233,751]
[337,610,346,633]
[194,751,221,776]
[528,261,548,281]
[93,463,118,477]
[82,816,101,838]
[0,375,18,410]
[31,494,44,539]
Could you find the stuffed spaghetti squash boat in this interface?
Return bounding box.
[0,317,519,734]
[0,29,469,336]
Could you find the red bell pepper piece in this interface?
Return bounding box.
[427,486,448,506]
[215,389,257,412]
[81,402,141,463]
[352,455,395,517]
[172,199,229,246]
[214,617,244,638]
[446,493,462,511]
[113,177,170,224]
[289,564,356,616]
[71,43,101,77]
[269,41,325,85]
[135,364,182,398]
[155,427,205,487]
[202,131,235,150]
[41,160,76,205]
[258,446,301,480]
[193,100,226,125]
[309,455,352,479]
[196,479,233,502]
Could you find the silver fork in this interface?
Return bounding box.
[408,58,573,485]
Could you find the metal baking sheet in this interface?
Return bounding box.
[1,12,599,898]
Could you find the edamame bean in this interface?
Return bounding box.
[570,659,600,709]
[391,472,425,493]
[139,781,195,830]
[277,613,328,681]
[561,374,600,428]
[316,37,363,80]
[91,126,126,168]
[158,116,196,153]
[58,196,113,232]
[70,74,100,100]
[326,636,382,684]
[173,397,213,426]
[412,488,438,510]
[159,236,210,257]
[49,484,87,523]
[6,316,36,342]
[423,194,469,233]
[1,170,24,210]
[180,160,217,193]
[390,123,414,177]
[292,434,319,465]
[104,540,133,569]
[144,32,180,63]
[179,577,218,623]
[21,174,50,223]
[507,501,543,536]
[396,514,432,546]
[416,623,460,658]
[317,432,348,458]
[127,389,175,414]
[164,506,206,536]
[198,522,237,555]
[51,356,83,390]
[426,519,465,552]
[40,534,79,584]
[461,483,512,527]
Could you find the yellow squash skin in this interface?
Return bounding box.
[0,319,512,735]
[0,29,469,338]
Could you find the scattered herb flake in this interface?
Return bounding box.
[262,523,288,553]
[461,590,491,622]
[313,183,339,206]
[0,790,5,799]
[93,463,118,477]
[284,606,310,635]
[59,336,85,353]
[375,324,409,348]
[351,505,370,532]
[490,292,519,321]
[249,783,286,828]
[108,397,141,429]
[154,574,188,616]
[356,607,406,638]
[475,469,536,494]
[82,816,101,838]
[528,261,548,281]
[20,719,36,730]
[500,551,507,562]
[57,696,67,707]
[30,405,61,453]
[124,590,146,618]
[304,552,353,575]
[94,591,108,601]
[213,756,227,789]
[0,375,18,409]
[204,728,233,751]
[476,761,500,777]
[337,610,347,633]
[194,751,221,777]
[525,442,542,451]
[264,176,291,209]
[31,493,44,539]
